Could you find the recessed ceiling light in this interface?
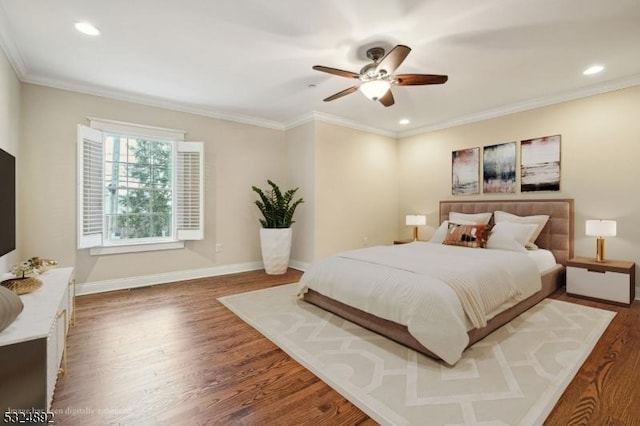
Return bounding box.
[75,22,100,36]
[399,118,410,125]
[583,65,604,76]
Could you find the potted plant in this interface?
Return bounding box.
[252,180,304,274]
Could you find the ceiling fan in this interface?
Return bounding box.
[312,44,448,107]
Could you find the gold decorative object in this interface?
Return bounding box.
[1,276,43,295]
[30,257,58,274]
[3,256,57,295]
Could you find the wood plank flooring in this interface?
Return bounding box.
[51,269,639,425]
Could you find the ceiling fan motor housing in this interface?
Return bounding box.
[366,47,385,61]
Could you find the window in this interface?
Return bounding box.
[77,120,203,253]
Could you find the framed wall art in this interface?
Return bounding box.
[520,134,561,192]
[483,142,516,193]
[452,147,480,195]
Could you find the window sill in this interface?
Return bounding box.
[89,241,185,256]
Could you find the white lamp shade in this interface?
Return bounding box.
[359,80,390,100]
[585,220,617,237]
[406,215,427,226]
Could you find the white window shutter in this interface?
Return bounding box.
[77,124,104,248]
[176,141,204,240]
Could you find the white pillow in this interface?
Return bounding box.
[430,219,476,243]
[485,235,528,253]
[449,212,492,225]
[486,222,538,252]
[494,211,549,248]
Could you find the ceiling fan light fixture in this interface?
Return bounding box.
[359,80,391,101]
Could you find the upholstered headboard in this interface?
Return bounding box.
[440,199,574,265]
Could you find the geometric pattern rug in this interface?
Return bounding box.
[218,284,615,426]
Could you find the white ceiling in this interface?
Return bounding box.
[1,0,640,136]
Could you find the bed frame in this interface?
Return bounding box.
[303,199,574,360]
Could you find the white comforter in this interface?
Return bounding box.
[297,242,541,365]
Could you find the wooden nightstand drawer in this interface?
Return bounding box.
[566,257,635,306]
[567,267,630,304]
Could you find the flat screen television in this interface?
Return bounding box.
[0,147,16,257]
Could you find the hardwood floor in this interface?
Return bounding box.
[51,269,639,425]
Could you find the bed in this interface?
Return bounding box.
[298,199,574,365]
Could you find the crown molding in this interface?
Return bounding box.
[399,74,640,138]
[313,111,398,138]
[35,70,634,140]
[15,70,640,141]
[24,74,286,131]
[285,111,397,138]
[283,111,316,130]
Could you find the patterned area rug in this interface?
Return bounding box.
[219,284,615,426]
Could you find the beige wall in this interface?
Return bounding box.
[398,85,640,286]
[0,47,20,273]
[286,121,315,263]
[20,84,287,284]
[14,59,640,290]
[315,121,398,258]
[17,83,398,284]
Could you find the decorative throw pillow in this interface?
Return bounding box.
[429,219,476,243]
[494,211,549,249]
[0,285,24,333]
[442,223,489,248]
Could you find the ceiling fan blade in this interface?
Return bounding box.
[378,90,394,107]
[312,65,360,79]
[376,45,411,75]
[395,74,448,86]
[323,86,358,102]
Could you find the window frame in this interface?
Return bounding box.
[77,119,203,255]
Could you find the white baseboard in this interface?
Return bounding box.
[289,259,310,272]
[76,261,264,296]
[76,259,311,296]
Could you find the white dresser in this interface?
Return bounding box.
[0,267,74,412]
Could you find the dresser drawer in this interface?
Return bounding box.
[567,266,631,304]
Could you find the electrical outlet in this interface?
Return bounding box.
[215,243,223,252]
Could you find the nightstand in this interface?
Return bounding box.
[566,257,636,306]
[393,239,414,245]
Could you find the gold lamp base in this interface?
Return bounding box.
[595,237,606,263]
[412,226,419,241]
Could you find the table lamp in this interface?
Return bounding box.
[585,219,616,263]
[406,215,426,241]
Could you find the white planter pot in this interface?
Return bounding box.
[260,228,292,275]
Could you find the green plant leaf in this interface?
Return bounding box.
[252,180,304,228]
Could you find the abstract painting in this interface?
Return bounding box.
[483,142,516,193]
[521,135,561,192]
[452,147,479,195]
